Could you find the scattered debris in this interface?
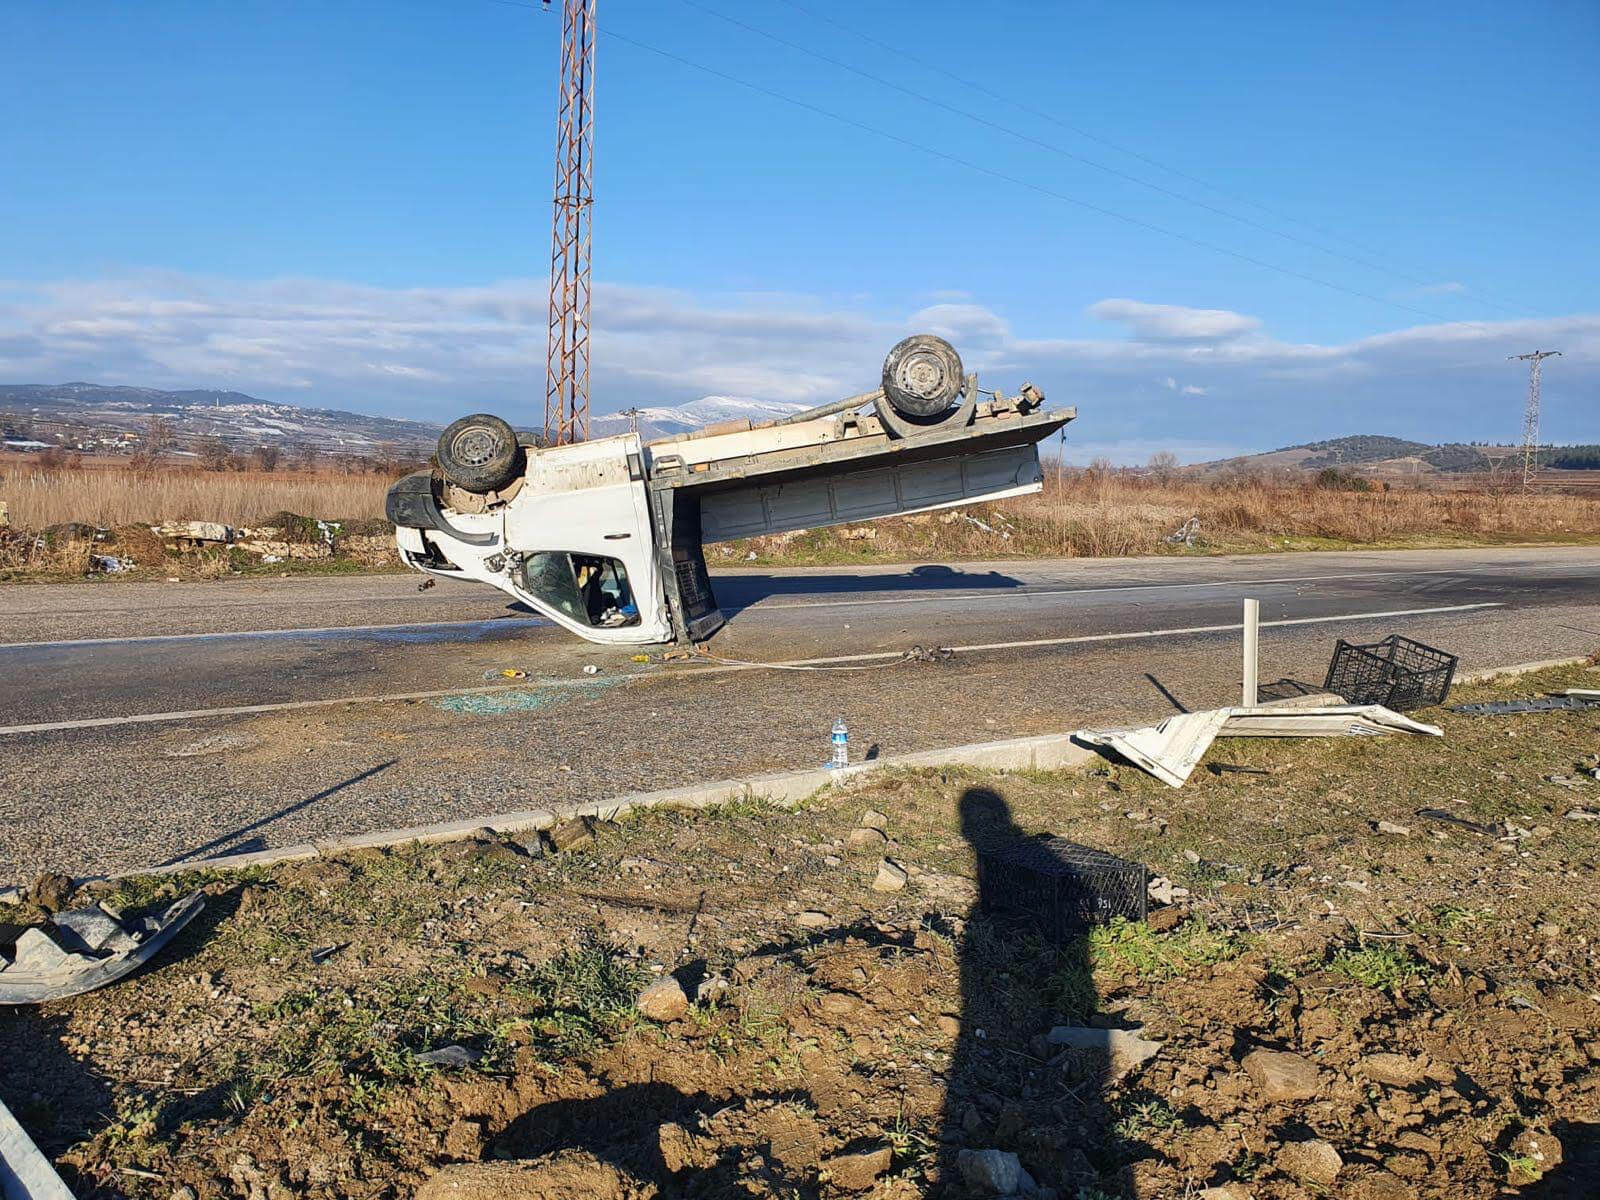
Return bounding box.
[1045,1025,1162,1083]
[1207,762,1271,776]
[413,1044,481,1069]
[1165,515,1200,546]
[0,895,204,1004]
[1416,808,1501,836]
[1079,704,1442,787]
[88,553,133,573]
[0,1095,74,1199]
[582,664,600,675]
[1372,819,1412,836]
[1146,876,1189,906]
[1454,693,1600,714]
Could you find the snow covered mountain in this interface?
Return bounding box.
[590,396,813,441]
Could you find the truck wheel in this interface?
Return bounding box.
[437,414,522,493]
[881,334,964,418]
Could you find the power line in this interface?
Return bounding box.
[479,0,1493,326]
[593,23,1459,323]
[767,0,1537,318]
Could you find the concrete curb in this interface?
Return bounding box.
[34,654,1590,891]
[1456,655,1591,684]
[105,733,1099,883]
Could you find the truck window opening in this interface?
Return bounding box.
[520,552,639,628]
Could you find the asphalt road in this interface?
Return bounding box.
[3,545,1598,882]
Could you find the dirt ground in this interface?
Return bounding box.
[2,663,1598,1199]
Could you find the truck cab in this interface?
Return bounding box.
[386,336,1074,645]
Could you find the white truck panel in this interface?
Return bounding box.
[698,443,1042,542]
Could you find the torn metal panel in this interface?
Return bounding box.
[1220,705,1443,739]
[0,1095,74,1200]
[1078,704,1442,788]
[1078,709,1231,788]
[0,895,203,1005]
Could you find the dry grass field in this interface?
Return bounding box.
[0,455,394,529]
[3,456,1600,579]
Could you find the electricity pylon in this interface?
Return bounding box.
[544,0,596,445]
[1508,350,1561,492]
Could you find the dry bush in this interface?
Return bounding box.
[0,459,397,528]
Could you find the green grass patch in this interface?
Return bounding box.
[1328,942,1430,990]
[1090,916,1246,979]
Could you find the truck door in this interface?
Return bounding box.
[500,436,669,643]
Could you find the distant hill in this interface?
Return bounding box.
[1195,434,1600,476]
[0,382,813,457]
[0,382,442,456]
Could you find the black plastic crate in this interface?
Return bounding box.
[1324,633,1458,711]
[977,837,1147,940]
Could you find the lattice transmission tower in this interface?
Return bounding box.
[1508,349,1561,492]
[544,0,596,445]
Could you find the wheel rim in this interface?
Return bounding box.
[451,425,503,467]
[891,347,956,407]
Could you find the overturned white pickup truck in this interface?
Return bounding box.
[386,335,1074,645]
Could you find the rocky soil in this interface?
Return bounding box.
[2,663,1598,1198]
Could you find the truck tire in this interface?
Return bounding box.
[437,414,522,493]
[881,334,964,418]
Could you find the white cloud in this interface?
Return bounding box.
[0,274,1595,461]
[1088,298,1261,341]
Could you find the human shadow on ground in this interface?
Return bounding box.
[937,786,1122,1196]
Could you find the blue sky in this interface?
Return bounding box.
[2,0,1596,461]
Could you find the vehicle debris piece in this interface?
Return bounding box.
[413,1044,481,1068]
[1079,709,1232,788]
[1045,1024,1163,1083]
[0,894,204,1005]
[387,334,1073,646]
[1453,693,1600,715]
[1416,808,1501,836]
[0,1095,74,1200]
[1078,704,1442,787]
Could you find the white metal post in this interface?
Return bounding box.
[1242,598,1259,708]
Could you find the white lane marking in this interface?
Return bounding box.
[0,601,1502,736]
[745,601,1505,667]
[0,615,547,651]
[751,564,1588,611]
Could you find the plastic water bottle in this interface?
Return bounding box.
[829,716,849,769]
